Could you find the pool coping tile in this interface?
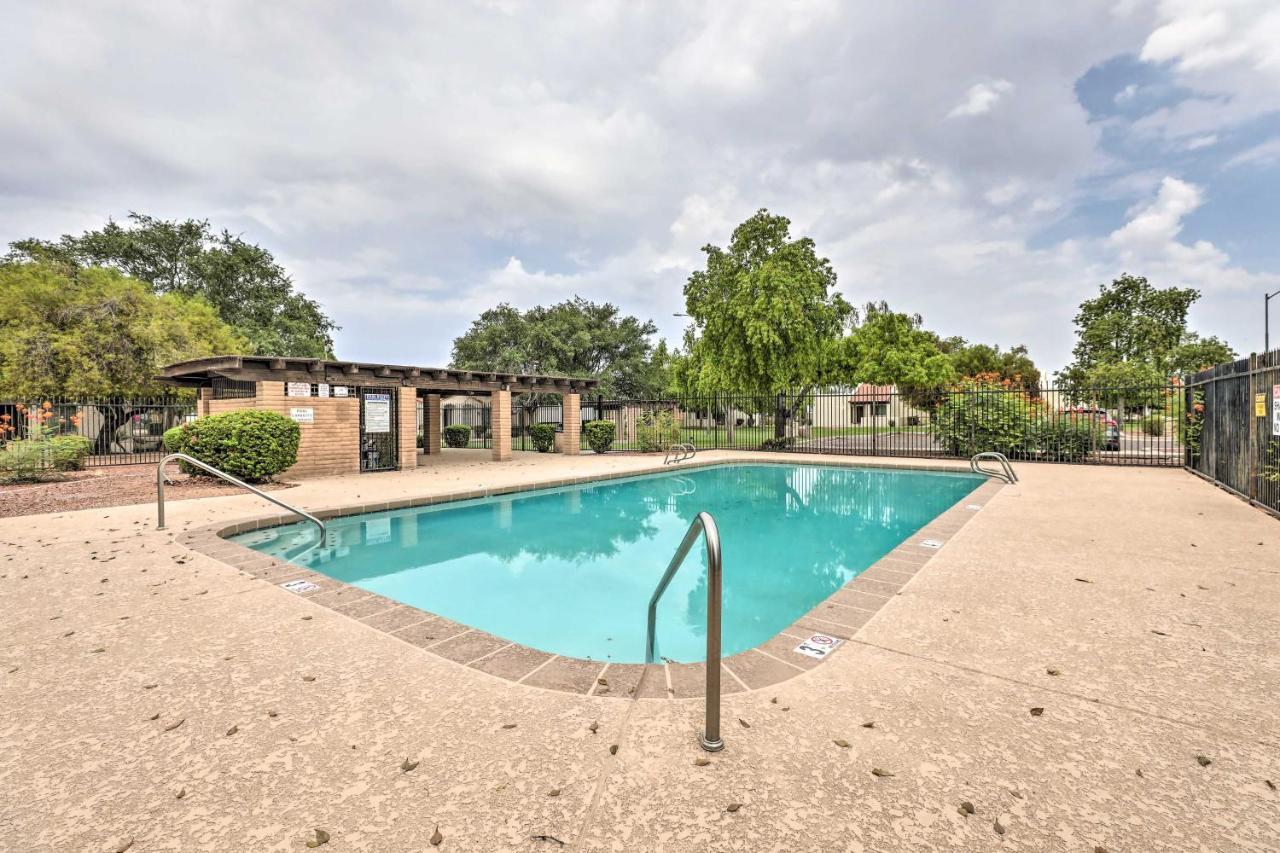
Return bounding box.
[178,456,1002,700]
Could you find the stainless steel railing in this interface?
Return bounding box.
[970,451,1018,484]
[645,511,723,752]
[155,452,326,536]
[663,443,696,464]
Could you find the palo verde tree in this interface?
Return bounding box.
[683,209,852,437]
[7,213,336,358]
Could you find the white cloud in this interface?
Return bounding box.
[947,80,1015,118]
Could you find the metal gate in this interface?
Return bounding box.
[358,387,398,472]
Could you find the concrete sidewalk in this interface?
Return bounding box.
[2,452,1277,851]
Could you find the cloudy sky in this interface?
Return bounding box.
[4,0,1279,373]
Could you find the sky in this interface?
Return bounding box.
[3,0,1280,374]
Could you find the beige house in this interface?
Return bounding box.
[807,384,930,430]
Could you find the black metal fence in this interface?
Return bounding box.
[575,385,1185,466]
[1185,349,1280,516]
[0,395,196,468]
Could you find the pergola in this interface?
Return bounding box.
[161,355,599,466]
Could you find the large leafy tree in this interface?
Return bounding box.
[840,302,955,389]
[1168,333,1235,376]
[450,297,660,397]
[0,262,246,398]
[938,338,1041,388]
[7,213,336,358]
[684,210,852,436]
[1058,273,1231,385]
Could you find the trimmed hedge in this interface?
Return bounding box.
[530,422,556,453]
[443,424,472,448]
[583,419,615,454]
[164,409,300,482]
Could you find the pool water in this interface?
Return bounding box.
[233,464,982,663]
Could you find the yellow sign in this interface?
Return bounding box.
[1257,393,1268,417]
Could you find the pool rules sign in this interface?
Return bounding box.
[363,392,392,433]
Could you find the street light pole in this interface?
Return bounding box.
[1268,289,1280,354]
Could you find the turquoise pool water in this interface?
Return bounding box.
[232,464,981,663]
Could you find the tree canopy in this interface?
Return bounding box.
[839,302,956,390]
[7,213,336,358]
[938,338,1041,388]
[449,297,661,397]
[0,262,247,397]
[683,209,852,395]
[1058,273,1232,384]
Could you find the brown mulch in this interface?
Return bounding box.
[0,464,297,519]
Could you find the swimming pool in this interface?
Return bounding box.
[233,463,982,663]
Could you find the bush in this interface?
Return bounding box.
[584,419,615,454]
[530,422,556,453]
[48,434,91,471]
[1033,417,1100,462]
[443,424,472,448]
[0,440,60,483]
[170,409,299,482]
[1140,414,1165,437]
[636,409,680,452]
[931,385,1033,457]
[759,436,796,451]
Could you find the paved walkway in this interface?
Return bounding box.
[2,451,1277,851]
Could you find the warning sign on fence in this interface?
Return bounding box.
[1257,393,1267,418]
[1273,385,1280,436]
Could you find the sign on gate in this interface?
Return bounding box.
[363,392,391,433]
[1273,385,1280,436]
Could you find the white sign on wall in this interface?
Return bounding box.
[363,392,392,433]
[289,407,315,424]
[286,382,312,397]
[317,383,330,398]
[333,386,350,398]
[1273,385,1280,437]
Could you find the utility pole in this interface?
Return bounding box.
[1268,288,1280,353]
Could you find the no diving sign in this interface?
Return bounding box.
[794,633,842,660]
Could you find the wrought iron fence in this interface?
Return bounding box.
[1185,349,1280,516]
[0,395,197,468]
[575,385,1185,466]
[441,400,492,449]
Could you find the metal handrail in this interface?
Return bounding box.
[645,511,723,752]
[970,451,1017,484]
[664,442,696,464]
[155,453,327,536]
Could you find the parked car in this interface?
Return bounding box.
[1061,407,1121,451]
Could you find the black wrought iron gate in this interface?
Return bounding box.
[358,387,399,472]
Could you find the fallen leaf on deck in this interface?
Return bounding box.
[870,768,894,777]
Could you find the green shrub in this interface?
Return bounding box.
[584,419,615,454]
[176,409,299,482]
[48,434,91,471]
[931,386,1033,457]
[1139,414,1165,437]
[0,439,60,483]
[1033,417,1100,462]
[530,422,556,453]
[443,424,472,448]
[163,425,185,454]
[636,410,680,452]
[759,436,796,451]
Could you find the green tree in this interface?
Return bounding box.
[1168,333,1235,375]
[7,213,336,358]
[1058,274,1206,386]
[683,209,852,436]
[450,297,660,397]
[840,302,956,390]
[0,262,246,398]
[939,338,1040,388]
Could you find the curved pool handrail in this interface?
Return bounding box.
[646,511,723,752]
[970,451,1017,484]
[155,453,327,537]
[664,442,696,464]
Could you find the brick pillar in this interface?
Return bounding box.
[397,390,418,470]
[198,387,212,416]
[562,391,581,455]
[492,388,512,461]
[424,394,442,455]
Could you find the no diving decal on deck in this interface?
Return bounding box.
[794,633,842,660]
[280,579,320,594]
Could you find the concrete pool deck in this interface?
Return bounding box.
[2,451,1278,851]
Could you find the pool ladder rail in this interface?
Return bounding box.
[664,442,697,464]
[970,451,1018,484]
[645,510,723,752]
[155,452,327,538]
